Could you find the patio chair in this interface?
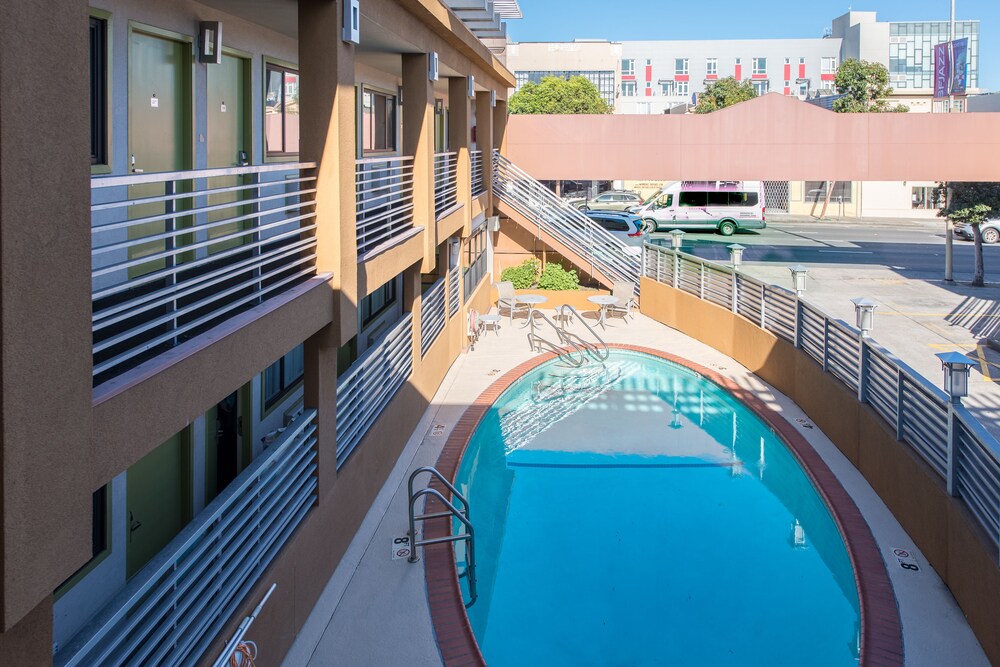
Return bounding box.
[496,281,529,324]
[608,281,637,321]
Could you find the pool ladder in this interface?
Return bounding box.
[407,467,478,607]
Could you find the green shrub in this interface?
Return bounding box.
[500,258,540,289]
[537,262,579,290]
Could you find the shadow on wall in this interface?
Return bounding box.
[947,295,1000,341]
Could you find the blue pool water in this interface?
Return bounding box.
[454,351,860,666]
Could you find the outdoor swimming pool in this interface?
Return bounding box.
[453,350,861,666]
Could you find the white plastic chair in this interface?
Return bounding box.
[496,281,529,323]
[608,281,637,321]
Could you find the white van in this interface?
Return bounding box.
[635,181,766,236]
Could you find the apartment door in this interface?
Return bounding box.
[204,388,246,505]
[126,432,191,579]
[127,29,192,277]
[206,52,250,254]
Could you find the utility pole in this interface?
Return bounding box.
[944,0,956,282]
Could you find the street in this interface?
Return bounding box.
[650,219,1000,438]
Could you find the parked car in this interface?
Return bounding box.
[573,190,644,212]
[634,180,766,236]
[955,219,1000,244]
[583,210,651,253]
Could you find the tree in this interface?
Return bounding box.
[693,77,757,113]
[832,59,909,113]
[940,182,1000,287]
[509,75,612,115]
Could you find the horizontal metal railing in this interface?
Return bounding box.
[434,151,459,218]
[464,248,488,301]
[492,151,639,288]
[420,278,447,357]
[91,163,318,383]
[470,150,485,198]
[56,410,319,667]
[448,267,461,318]
[336,314,414,467]
[642,242,1000,558]
[356,155,415,257]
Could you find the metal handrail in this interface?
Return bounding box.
[527,310,587,367]
[407,468,477,607]
[91,162,317,188]
[557,304,610,362]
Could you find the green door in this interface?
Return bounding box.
[127,29,192,277]
[126,432,191,579]
[206,53,250,254]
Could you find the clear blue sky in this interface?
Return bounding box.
[509,1,998,91]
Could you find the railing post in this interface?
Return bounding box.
[249,171,263,304]
[759,283,766,328]
[793,298,802,349]
[946,402,959,497]
[895,369,906,441]
[672,250,679,288]
[699,263,705,300]
[858,338,869,403]
[822,319,830,373]
[163,179,178,346]
[730,271,738,314]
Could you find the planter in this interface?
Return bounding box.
[488,286,610,311]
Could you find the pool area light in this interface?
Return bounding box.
[728,243,746,269]
[935,351,975,404]
[669,229,685,249]
[851,297,878,338]
[789,265,808,296]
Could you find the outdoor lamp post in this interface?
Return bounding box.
[851,297,878,338]
[728,243,746,269]
[789,265,809,296]
[936,352,975,404]
[669,229,685,250]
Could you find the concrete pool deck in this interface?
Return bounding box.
[283,311,989,667]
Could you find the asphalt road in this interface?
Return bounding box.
[658,220,1000,283]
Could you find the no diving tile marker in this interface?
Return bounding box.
[892,548,920,572]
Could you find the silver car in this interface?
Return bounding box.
[955,219,1000,244]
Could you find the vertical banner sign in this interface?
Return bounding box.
[933,42,951,98]
[951,37,969,95]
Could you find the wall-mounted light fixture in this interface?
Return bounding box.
[428,52,439,81]
[343,0,360,44]
[467,75,475,98]
[490,90,497,108]
[199,21,222,64]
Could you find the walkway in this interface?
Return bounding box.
[283,309,987,666]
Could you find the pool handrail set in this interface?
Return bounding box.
[556,304,610,362]
[406,467,478,607]
[642,242,1000,561]
[492,150,640,288]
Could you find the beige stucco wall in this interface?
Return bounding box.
[506,94,1000,182]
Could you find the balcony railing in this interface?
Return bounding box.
[90,163,318,384]
[642,243,1000,556]
[448,267,461,318]
[56,409,319,667]
[336,314,413,467]
[470,149,485,197]
[420,279,447,357]
[356,156,415,257]
[434,151,458,218]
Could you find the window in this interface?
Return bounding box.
[362,88,397,153]
[799,57,806,65]
[821,57,838,74]
[646,81,652,91]
[661,81,676,96]
[706,58,718,76]
[89,16,109,166]
[752,79,770,95]
[752,57,767,75]
[263,344,305,409]
[652,194,673,209]
[677,81,689,95]
[621,59,635,76]
[265,63,300,156]
[912,186,945,209]
[735,58,742,65]
[679,191,708,207]
[516,70,617,107]
[675,58,689,75]
[595,216,629,232]
[621,81,637,96]
[361,280,398,327]
[805,181,852,203]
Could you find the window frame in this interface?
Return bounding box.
[262,345,305,411]
[821,57,838,75]
[264,59,300,159]
[361,279,398,328]
[677,81,689,95]
[90,10,113,174]
[752,79,770,95]
[752,57,767,75]
[621,59,635,76]
[621,81,637,97]
[361,85,399,155]
[706,58,718,76]
[675,58,689,75]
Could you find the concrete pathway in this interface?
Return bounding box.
[283,311,988,667]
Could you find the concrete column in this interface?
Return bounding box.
[299,0,357,347]
[448,76,471,227]
[492,97,508,154]
[0,0,93,632]
[299,0,357,497]
[403,263,423,365]
[475,91,494,212]
[402,53,437,273]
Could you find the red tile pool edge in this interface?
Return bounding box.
[424,345,903,666]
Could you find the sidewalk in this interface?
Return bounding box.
[768,212,945,229]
